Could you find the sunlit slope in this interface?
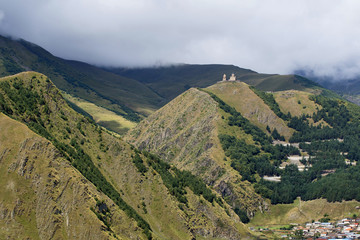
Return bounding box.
[62,92,136,135]
[0,113,142,240]
[0,72,253,239]
[126,87,268,218]
[273,90,323,117]
[250,198,360,226]
[206,81,293,140]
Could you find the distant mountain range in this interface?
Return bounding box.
[295,69,360,104]
[0,35,322,121]
[2,35,360,239]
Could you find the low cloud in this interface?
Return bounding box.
[0,0,360,80]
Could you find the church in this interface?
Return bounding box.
[222,73,236,81]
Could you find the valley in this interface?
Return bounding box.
[1,36,360,239]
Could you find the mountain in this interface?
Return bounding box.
[294,70,360,105]
[126,84,269,219]
[0,35,323,136]
[0,72,254,239]
[0,35,165,120]
[0,112,143,239]
[106,64,320,103]
[126,79,360,228]
[125,80,312,217]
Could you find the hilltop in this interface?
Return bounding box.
[126,85,267,219]
[126,79,360,230]
[0,35,325,136]
[107,64,320,103]
[0,72,254,239]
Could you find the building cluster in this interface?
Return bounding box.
[290,218,360,239]
[222,73,237,81]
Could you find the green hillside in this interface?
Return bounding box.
[0,35,323,135]
[126,80,360,227]
[0,35,165,120]
[0,112,142,239]
[0,72,253,239]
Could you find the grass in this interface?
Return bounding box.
[216,108,255,145]
[249,198,360,227]
[273,90,321,117]
[62,92,137,134]
[0,113,40,239]
[0,72,254,239]
[206,81,294,140]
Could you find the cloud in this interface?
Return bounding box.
[0,0,360,80]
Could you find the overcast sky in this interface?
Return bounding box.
[0,0,360,79]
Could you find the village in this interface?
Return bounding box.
[252,216,360,239]
[291,216,360,239]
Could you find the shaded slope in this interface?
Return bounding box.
[126,87,268,218]
[0,72,253,239]
[0,35,164,118]
[247,74,317,92]
[108,64,320,103]
[108,64,255,101]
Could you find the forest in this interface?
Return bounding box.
[208,87,360,205]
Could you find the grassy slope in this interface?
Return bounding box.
[250,198,360,227]
[273,90,321,117]
[0,35,163,117]
[62,92,136,135]
[126,87,266,217]
[273,90,330,127]
[0,72,252,239]
[206,81,294,140]
[0,113,142,240]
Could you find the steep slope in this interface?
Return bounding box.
[107,64,320,103]
[0,113,141,239]
[0,35,164,118]
[206,81,293,140]
[0,72,253,239]
[127,79,360,234]
[126,86,268,218]
[126,80,353,218]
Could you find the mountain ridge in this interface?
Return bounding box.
[0,71,254,239]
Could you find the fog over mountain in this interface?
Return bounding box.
[1,0,360,80]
